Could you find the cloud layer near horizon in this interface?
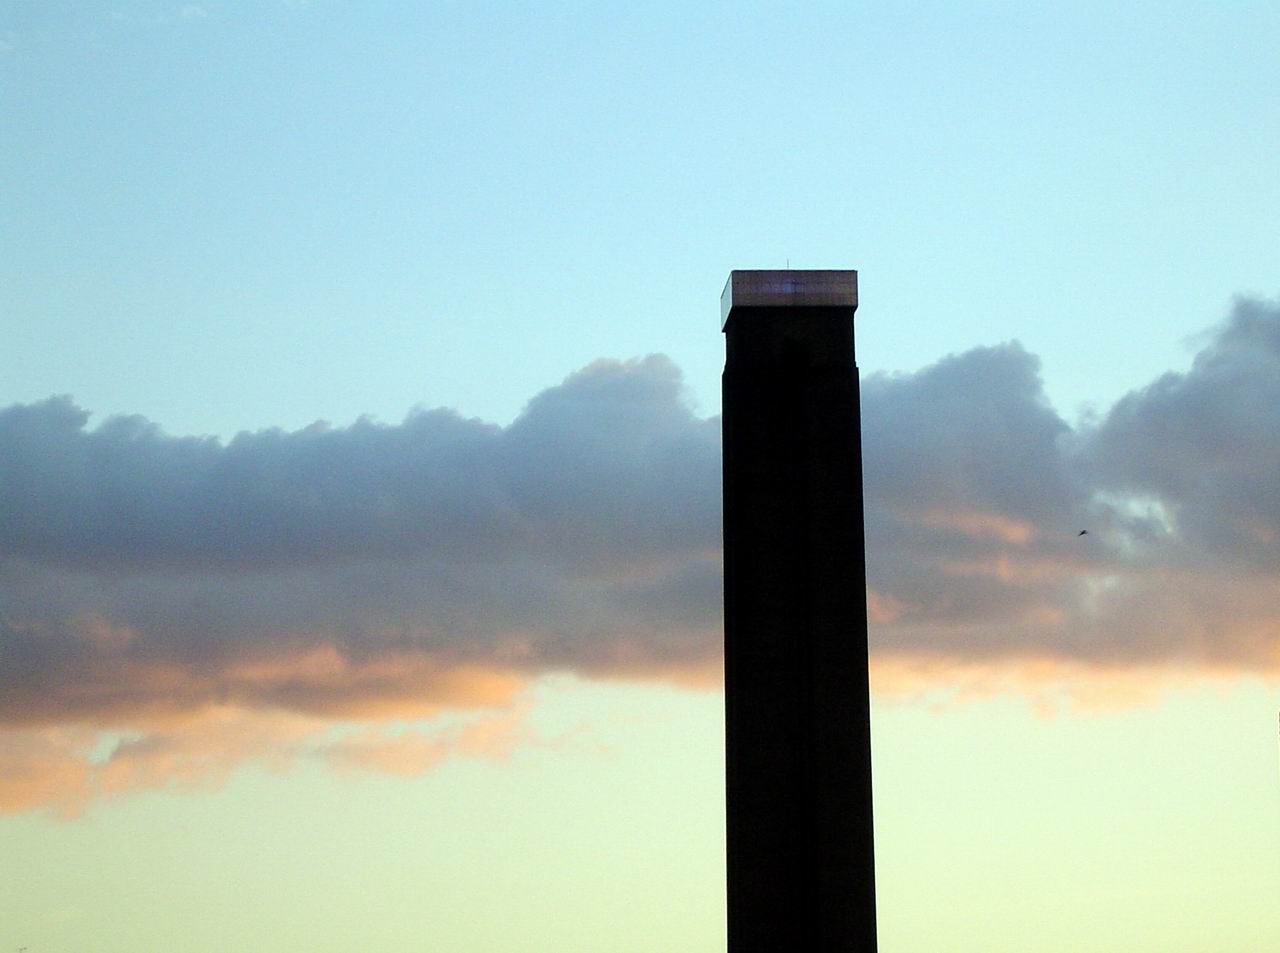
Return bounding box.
[3,298,1279,813]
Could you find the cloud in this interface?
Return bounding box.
[0,354,719,576]
[1085,296,1280,567]
[855,301,1280,678]
[0,355,721,734]
[0,702,573,818]
[3,299,1280,813]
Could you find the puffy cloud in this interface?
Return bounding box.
[0,355,721,813]
[0,355,720,732]
[859,300,1280,676]
[860,341,1089,645]
[0,354,718,576]
[1085,297,1280,567]
[3,299,1280,813]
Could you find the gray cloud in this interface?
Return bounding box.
[0,355,722,730]
[0,355,719,576]
[1085,297,1280,568]
[864,297,1280,672]
[2,301,1280,741]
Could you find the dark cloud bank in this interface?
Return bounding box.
[3,300,1280,737]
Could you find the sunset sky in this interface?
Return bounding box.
[2,2,1279,951]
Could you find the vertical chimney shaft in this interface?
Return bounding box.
[721,270,877,952]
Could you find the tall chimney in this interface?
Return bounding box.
[721,270,876,952]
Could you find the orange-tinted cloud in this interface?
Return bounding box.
[907,509,1038,545]
[0,700,588,818]
[323,704,533,777]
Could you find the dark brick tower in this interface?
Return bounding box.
[721,270,876,952]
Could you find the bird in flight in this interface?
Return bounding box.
[1077,530,1088,536]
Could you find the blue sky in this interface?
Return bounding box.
[5,1,1277,436]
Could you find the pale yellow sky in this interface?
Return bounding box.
[3,676,1277,952]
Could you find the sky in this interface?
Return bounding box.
[1,2,1279,951]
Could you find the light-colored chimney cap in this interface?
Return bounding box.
[721,270,857,331]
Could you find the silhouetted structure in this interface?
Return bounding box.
[721,270,876,952]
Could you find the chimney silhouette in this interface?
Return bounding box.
[721,270,876,952]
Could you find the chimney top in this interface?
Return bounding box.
[721,270,858,331]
